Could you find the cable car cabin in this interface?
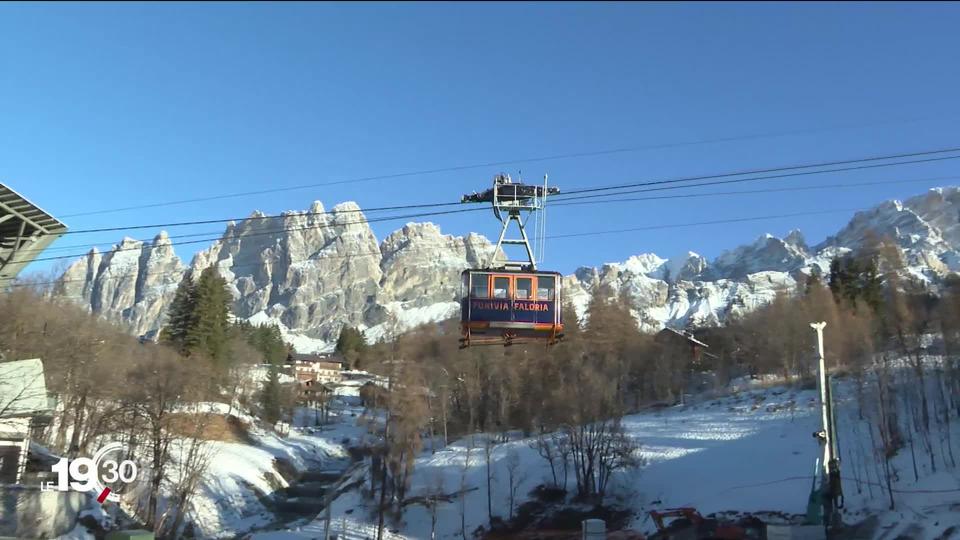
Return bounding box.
[460,269,564,347]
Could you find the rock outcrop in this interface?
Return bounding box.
[55,187,960,350]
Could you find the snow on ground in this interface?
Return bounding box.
[189,423,340,537]
[265,378,960,540]
[188,401,376,538]
[247,310,333,353]
[173,401,258,423]
[363,301,459,344]
[245,364,297,385]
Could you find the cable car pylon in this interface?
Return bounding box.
[458,174,563,348]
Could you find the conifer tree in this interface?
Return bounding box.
[260,361,282,425]
[336,325,368,368]
[191,267,231,366]
[160,268,232,366]
[161,275,198,355]
[804,265,824,296]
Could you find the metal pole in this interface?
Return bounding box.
[323,486,332,540]
[490,218,512,268]
[810,322,830,476]
[810,321,843,533]
[514,213,536,271]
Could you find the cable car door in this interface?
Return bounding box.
[513,275,550,324]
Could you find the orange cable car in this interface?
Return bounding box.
[460,268,564,346]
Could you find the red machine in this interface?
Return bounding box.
[648,508,752,540]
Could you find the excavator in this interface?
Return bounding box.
[646,508,763,540]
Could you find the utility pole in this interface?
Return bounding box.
[323,482,333,540]
[810,322,842,535]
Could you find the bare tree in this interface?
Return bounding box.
[483,434,495,524]
[156,409,217,538]
[459,435,474,540]
[504,448,525,521]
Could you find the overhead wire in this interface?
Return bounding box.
[57,114,956,219]
[48,145,960,241]
[549,175,960,209]
[27,206,490,264]
[15,160,960,260]
[17,173,912,257]
[14,204,883,288]
[546,208,863,239]
[553,146,960,199]
[59,200,464,235]
[12,142,960,280]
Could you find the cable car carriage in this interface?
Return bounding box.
[459,174,563,347]
[460,268,563,346]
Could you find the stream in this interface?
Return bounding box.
[271,468,344,522]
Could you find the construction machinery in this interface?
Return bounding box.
[647,508,762,540]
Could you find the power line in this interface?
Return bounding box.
[28,206,489,264]
[545,208,863,239]
[30,176,960,257]
[55,145,960,238]
[57,116,957,219]
[15,142,960,266]
[17,169,960,259]
[15,204,872,288]
[61,200,464,235]
[549,176,960,208]
[548,154,960,204]
[556,146,960,198]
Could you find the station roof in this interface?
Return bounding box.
[0,182,68,284]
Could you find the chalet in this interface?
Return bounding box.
[0,358,53,485]
[359,380,390,408]
[299,379,335,403]
[291,352,344,384]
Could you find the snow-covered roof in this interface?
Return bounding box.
[0,358,50,417]
[657,327,710,349]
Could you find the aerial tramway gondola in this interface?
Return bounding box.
[459,174,563,347]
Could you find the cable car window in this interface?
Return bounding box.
[493,276,510,299]
[471,274,489,298]
[537,275,555,301]
[516,277,533,300]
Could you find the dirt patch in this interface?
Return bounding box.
[483,488,634,540]
[167,413,254,443]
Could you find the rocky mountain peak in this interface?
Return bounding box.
[784,229,808,250]
[711,232,809,279]
[53,186,960,350]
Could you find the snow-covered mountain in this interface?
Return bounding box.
[55,187,960,349]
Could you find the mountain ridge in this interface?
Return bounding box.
[55,187,960,351]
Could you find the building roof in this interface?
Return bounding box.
[655,328,720,359]
[0,183,68,284]
[291,352,344,363]
[656,327,710,348]
[0,358,50,417]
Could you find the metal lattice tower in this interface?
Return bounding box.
[461,174,559,271]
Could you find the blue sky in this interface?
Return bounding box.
[3,2,960,276]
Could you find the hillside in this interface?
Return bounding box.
[252,376,960,540]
